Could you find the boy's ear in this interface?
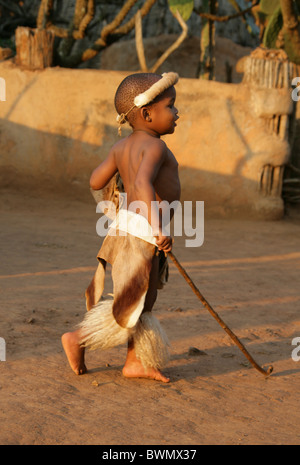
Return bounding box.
[141,107,152,122]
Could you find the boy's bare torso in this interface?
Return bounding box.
[114,131,181,207]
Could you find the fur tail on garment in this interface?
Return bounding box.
[78,303,170,370]
[78,299,133,351]
[133,312,170,370]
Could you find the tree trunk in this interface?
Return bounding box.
[15,27,55,69]
[280,0,300,64]
[198,0,217,80]
[208,0,217,80]
[280,0,299,30]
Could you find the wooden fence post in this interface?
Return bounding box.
[242,48,298,198]
[15,27,55,69]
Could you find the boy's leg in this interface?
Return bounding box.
[141,251,159,313]
[61,330,87,375]
[122,253,170,382]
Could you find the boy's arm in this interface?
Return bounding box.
[134,140,172,252]
[90,148,118,190]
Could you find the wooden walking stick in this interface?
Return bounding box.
[168,251,273,377]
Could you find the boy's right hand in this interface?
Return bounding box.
[156,235,173,253]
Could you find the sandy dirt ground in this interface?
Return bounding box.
[0,187,300,445]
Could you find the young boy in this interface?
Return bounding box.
[62,72,180,383]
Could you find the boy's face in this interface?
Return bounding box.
[148,86,179,135]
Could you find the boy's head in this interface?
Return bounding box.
[115,72,179,134]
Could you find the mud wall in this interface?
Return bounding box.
[0,60,297,219]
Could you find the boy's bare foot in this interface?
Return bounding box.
[122,358,170,383]
[61,331,87,375]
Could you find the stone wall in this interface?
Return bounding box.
[0,60,297,219]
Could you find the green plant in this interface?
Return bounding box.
[167,0,194,21]
[254,0,300,64]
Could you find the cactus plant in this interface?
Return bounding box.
[263,4,283,48]
[280,0,300,64]
[255,0,300,64]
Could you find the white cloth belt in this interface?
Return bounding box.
[108,209,158,246]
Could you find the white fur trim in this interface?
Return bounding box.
[134,93,149,108]
[79,299,133,350]
[134,72,179,108]
[133,312,170,369]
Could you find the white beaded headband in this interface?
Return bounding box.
[116,72,179,135]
